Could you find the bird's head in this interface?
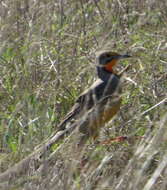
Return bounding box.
[97,51,131,73]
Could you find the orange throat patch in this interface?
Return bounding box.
[104,59,117,73]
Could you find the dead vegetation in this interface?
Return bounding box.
[0,0,167,189]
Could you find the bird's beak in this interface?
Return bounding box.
[119,54,131,59]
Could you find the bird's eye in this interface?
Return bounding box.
[106,54,111,57]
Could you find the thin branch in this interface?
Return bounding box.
[141,97,167,116]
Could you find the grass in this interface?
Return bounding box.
[0,0,167,189]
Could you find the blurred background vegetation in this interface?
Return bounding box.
[0,0,167,189]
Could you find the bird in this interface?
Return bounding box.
[57,50,131,143]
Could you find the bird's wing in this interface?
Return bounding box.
[57,79,103,131]
[57,100,81,130]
